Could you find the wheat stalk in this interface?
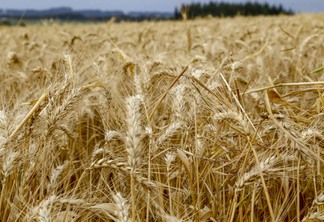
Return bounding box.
[0,14,323,222]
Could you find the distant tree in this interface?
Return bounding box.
[175,1,294,19]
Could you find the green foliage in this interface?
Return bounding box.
[175,1,294,19]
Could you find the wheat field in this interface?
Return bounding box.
[0,14,323,221]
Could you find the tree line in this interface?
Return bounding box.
[175,1,294,19]
[0,2,295,26]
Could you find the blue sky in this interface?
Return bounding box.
[0,0,323,13]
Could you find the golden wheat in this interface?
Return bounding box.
[0,13,323,221]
